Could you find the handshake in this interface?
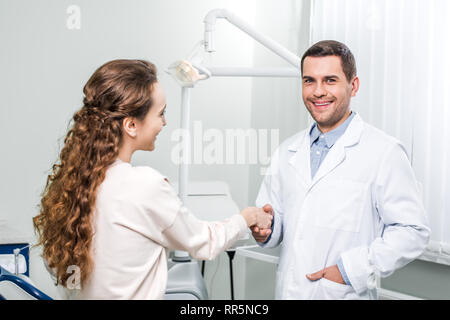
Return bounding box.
[240,204,274,243]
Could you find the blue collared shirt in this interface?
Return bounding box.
[310,112,355,179]
[309,111,355,286]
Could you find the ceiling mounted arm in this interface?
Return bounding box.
[203,8,301,69]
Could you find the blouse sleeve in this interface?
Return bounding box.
[161,206,248,261]
[133,167,248,260]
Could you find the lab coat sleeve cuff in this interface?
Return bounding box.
[341,246,375,295]
[336,257,351,286]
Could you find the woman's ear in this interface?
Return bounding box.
[122,117,137,138]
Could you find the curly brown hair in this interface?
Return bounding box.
[33,59,158,287]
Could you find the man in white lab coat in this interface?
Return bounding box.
[252,40,430,299]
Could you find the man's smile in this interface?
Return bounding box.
[310,100,334,110]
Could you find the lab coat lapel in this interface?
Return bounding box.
[311,140,346,186]
[288,125,313,186]
[311,114,364,187]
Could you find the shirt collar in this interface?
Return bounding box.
[310,111,355,148]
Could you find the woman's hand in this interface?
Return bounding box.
[240,206,273,228]
[250,204,274,242]
[255,205,273,229]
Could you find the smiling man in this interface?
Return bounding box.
[252,40,430,299]
[302,53,358,134]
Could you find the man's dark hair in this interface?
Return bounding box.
[301,40,357,82]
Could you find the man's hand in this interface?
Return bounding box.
[306,265,345,284]
[251,204,274,243]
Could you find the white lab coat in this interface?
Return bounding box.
[256,113,430,299]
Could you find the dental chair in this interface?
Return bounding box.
[0,266,52,300]
[164,258,209,300]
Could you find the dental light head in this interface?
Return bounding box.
[167,40,211,87]
[167,60,210,88]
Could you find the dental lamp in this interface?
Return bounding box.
[167,8,301,263]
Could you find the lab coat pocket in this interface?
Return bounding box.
[313,180,367,232]
[318,277,357,300]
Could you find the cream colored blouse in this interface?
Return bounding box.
[68,159,247,300]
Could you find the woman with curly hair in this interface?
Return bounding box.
[33,59,272,299]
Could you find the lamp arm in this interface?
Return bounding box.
[203,8,301,69]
